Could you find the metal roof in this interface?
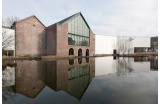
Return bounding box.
[47,12,91,29]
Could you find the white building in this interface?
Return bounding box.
[2,26,15,56]
[95,34,151,54]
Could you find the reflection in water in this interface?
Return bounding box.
[2,67,15,87]
[15,60,46,98]
[68,65,90,99]
[2,67,16,102]
[69,59,74,65]
[95,56,158,76]
[2,58,95,103]
[78,58,82,64]
[2,86,15,102]
[86,58,89,63]
[113,57,134,76]
[111,56,158,76]
[134,56,158,71]
[2,56,157,104]
[86,71,157,104]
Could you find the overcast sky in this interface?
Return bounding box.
[2,0,158,36]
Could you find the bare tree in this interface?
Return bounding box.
[2,30,14,50]
[2,16,19,56]
[113,36,135,54]
[112,57,134,76]
[116,36,125,54]
[2,16,19,27]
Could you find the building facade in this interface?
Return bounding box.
[95,35,157,54]
[3,12,157,56]
[46,12,95,57]
[151,36,158,52]
[9,12,95,57]
[10,58,95,99]
[12,16,46,56]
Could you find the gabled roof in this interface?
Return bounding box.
[48,12,91,29]
[14,15,46,27]
[57,12,77,24]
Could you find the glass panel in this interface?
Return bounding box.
[75,16,78,34]
[77,15,80,35]
[82,23,84,36]
[68,34,74,45]
[70,19,73,33]
[79,37,82,46]
[68,20,71,33]
[78,37,80,46]
[83,19,85,36]
[72,18,74,34]
[87,38,89,46]
[85,24,87,36]
[75,35,77,45]
[87,28,89,37]
[68,14,90,46]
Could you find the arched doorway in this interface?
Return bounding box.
[78,49,82,56]
[86,49,89,56]
[69,48,74,55]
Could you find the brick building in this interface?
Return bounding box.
[11,12,95,57]
[13,58,95,99]
[46,12,95,57]
[12,15,46,56]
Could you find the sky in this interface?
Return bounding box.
[2,0,158,36]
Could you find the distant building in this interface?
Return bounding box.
[95,35,158,54]
[2,26,15,56]
[95,35,154,54]
[151,36,158,52]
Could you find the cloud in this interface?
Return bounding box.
[2,0,158,36]
[91,0,158,36]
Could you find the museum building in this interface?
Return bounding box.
[10,12,95,57]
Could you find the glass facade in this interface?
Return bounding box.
[68,14,90,46]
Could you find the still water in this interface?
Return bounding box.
[2,56,158,104]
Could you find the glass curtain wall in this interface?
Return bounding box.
[68,14,90,46]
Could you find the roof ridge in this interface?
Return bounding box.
[56,12,80,24]
[14,15,46,27]
[47,12,80,27]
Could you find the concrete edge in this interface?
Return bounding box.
[2,53,158,60]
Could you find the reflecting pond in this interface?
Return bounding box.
[2,56,158,104]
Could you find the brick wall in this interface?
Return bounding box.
[15,15,95,57]
[15,58,95,97]
[15,16,46,56]
[46,24,57,55]
[89,30,95,56]
[56,23,69,56]
[15,60,46,98]
[55,22,95,57]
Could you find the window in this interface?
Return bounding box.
[86,49,89,56]
[78,48,82,56]
[68,14,90,46]
[69,48,74,55]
